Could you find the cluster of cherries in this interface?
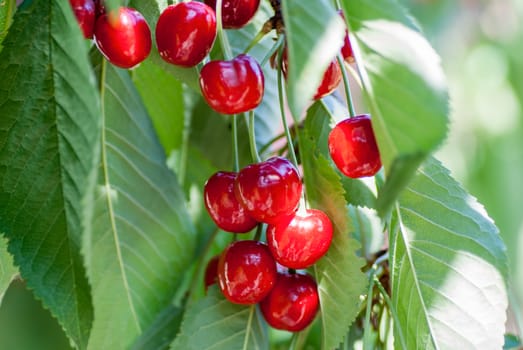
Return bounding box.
[203,156,333,331]
[70,0,383,332]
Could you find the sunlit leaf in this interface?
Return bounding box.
[342,0,449,215]
[392,157,508,349]
[84,60,196,349]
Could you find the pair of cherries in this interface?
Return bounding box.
[157,1,265,115]
[205,245,320,332]
[69,0,152,68]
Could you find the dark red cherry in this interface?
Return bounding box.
[69,0,96,39]
[93,7,151,69]
[204,0,260,29]
[234,157,302,224]
[260,272,319,332]
[280,49,341,100]
[204,255,220,291]
[156,2,216,67]
[204,171,258,233]
[266,208,333,269]
[200,54,264,115]
[218,240,277,304]
[338,10,354,63]
[328,114,382,178]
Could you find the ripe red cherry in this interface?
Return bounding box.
[200,54,264,114]
[338,10,354,63]
[218,240,277,304]
[260,272,319,332]
[204,0,260,29]
[93,7,151,69]
[204,171,258,233]
[69,0,96,39]
[156,2,216,67]
[328,114,382,178]
[204,255,220,291]
[266,208,333,269]
[280,50,341,100]
[234,157,302,224]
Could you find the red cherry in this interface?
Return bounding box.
[94,0,105,18]
[204,171,258,233]
[328,114,382,178]
[93,7,151,69]
[313,58,342,100]
[260,272,319,332]
[156,2,216,67]
[218,240,277,304]
[234,157,302,224]
[69,0,96,39]
[338,10,355,63]
[199,54,264,115]
[204,255,220,291]
[204,0,260,29]
[266,208,333,269]
[280,49,341,100]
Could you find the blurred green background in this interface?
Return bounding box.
[1,0,522,348]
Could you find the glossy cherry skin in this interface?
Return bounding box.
[218,240,277,304]
[328,114,382,178]
[338,10,354,63]
[93,7,151,69]
[234,157,302,224]
[280,50,341,100]
[200,54,264,114]
[204,255,220,291]
[156,2,216,67]
[260,272,319,332]
[204,171,258,233]
[204,0,260,29]
[69,0,96,39]
[266,208,333,269]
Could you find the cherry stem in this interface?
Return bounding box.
[337,54,356,117]
[253,224,263,241]
[362,269,377,349]
[216,0,233,60]
[243,27,269,54]
[373,274,408,350]
[246,111,261,163]
[260,34,285,67]
[232,114,240,172]
[276,37,299,171]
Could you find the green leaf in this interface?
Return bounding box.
[0,0,99,347]
[299,117,368,350]
[84,61,196,349]
[171,287,268,350]
[0,0,16,48]
[0,235,17,306]
[281,0,345,118]
[130,303,185,350]
[343,0,449,215]
[132,59,185,154]
[391,157,508,349]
